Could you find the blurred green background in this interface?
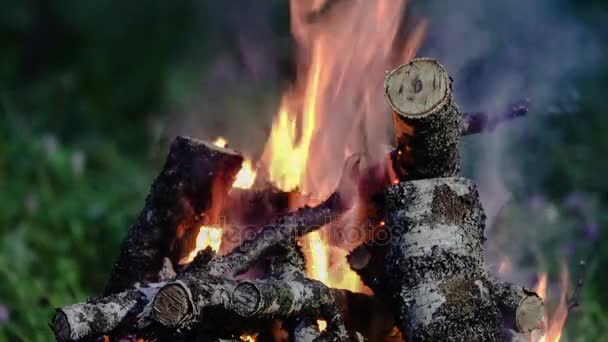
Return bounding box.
[0,0,606,341]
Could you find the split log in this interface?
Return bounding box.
[383,177,502,341]
[105,136,243,294]
[384,58,461,181]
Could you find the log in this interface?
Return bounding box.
[384,58,461,181]
[105,136,243,294]
[489,278,544,333]
[383,177,502,341]
[51,285,161,341]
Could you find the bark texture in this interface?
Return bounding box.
[51,286,159,341]
[105,136,243,295]
[385,58,461,181]
[384,177,502,341]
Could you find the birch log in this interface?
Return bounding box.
[385,58,461,181]
[105,136,243,294]
[384,177,502,341]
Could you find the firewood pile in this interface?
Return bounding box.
[50,59,541,342]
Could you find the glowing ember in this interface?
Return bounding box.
[239,334,257,342]
[317,319,327,332]
[213,136,228,148]
[179,226,223,265]
[534,268,570,342]
[233,159,257,189]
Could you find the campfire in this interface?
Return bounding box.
[49,1,577,341]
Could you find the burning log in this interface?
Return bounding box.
[105,136,243,295]
[207,191,344,278]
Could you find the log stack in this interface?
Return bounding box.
[50,59,541,342]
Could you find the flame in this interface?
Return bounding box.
[239,334,257,342]
[304,231,363,292]
[264,49,321,192]
[534,267,569,342]
[179,226,223,265]
[317,320,327,332]
[233,159,257,189]
[261,0,425,294]
[213,136,228,148]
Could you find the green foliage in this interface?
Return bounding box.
[0,111,155,341]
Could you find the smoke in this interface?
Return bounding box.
[414,0,599,280]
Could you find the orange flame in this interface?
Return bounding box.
[178,226,223,265]
[239,334,257,342]
[534,267,570,342]
[262,0,425,293]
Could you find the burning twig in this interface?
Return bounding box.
[208,191,345,279]
[461,99,529,136]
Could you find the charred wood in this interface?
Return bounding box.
[105,136,243,295]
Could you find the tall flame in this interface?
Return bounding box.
[262,0,425,293]
[535,267,570,342]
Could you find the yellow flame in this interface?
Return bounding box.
[179,226,223,265]
[304,231,363,292]
[261,0,423,294]
[233,159,257,189]
[239,334,257,342]
[534,269,569,342]
[264,47,321,192]
[317,320,327,332]
[213,136,228,148]
[306,231,329,284]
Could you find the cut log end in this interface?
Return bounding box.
[232,282,261,317]
[516,293,544,332]
[385,58,451,118]
[50,311,71,342]
[153,283,193,327]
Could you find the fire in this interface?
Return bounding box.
[179,226,223,265]
[213,136,228,148]
[263,50,321,192]
[303,231,363,292]
[233,159,257,189]
[317,319,327,332]
[534,268,570,342]
[239,334,257,342]
[259,0,424,294]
